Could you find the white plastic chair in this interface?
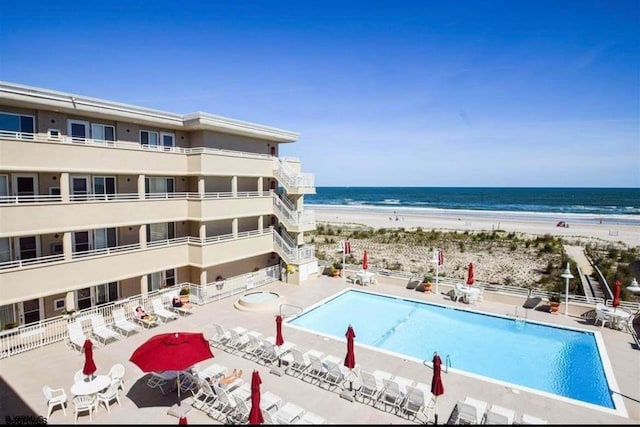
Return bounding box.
[95,380,121,413]
[72,394,95,423]
[108,363,125,390]
[43,385,68,418]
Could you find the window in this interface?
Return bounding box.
[0,112,35,135]
[160,132,175,149]
[53,299,65,311]
[50,242,63,255]
[91,123,115,142]
[0,238,10,263]
[48,129,60,138]
[67,120,89,142]
[140,130,159,146]
[73,231,90,253]
[22,299,41,325]
[93,176,116,199]
[94,228,117,249]
[95,282,118,305]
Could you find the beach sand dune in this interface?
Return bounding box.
[310,206,638,286]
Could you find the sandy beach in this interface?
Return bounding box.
[309,205,639,286]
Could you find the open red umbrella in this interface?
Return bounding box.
[82,338,97,378]
[466,262,475,285]
[130,332,213,395]
[431,352,444,424]
[275,315,284,367]
[249,370,264,424]
[613,279,621,310]
[344,325,356,392]
[363,250,368,271]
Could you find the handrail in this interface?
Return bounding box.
[279,303,304,318]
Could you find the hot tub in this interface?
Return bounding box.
[234,291,284,312]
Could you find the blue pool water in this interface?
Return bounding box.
[287,289,614,409]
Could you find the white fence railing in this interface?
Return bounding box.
[0,266,281,359]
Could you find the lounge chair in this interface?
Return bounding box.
[522,296,542,309]
[112,307,142,337]
[147,371,178,395]
[454,397,488,424]
[520,413,548,424]
[295,411,328,424]
[452,283,466,303]
[90,314,122,345]
[66,321,87,351]
[131,305,159,328]
[244,332,266,361]
[151,297,179,323]
[272,401,306,424]
[306,353,329,386]
[286,347,313,378]
[357,370,385,405]
[484,404,515,424]
[378,377,407,413]
[190,377,218,414]
[323,357,351,390]
[402,384,427,422]
[226,327,250,354]
[208,323,232,348]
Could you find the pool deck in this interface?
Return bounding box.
[1,275,639,424]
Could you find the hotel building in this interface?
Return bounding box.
[0,81,317,328]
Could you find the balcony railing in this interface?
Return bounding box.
[0,265,281,359]
[0,228,274,271]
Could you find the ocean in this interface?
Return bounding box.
[305,187,640,226]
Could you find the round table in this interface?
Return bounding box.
[70,375,111,396]
[600,307,632,329]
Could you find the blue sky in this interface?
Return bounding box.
[1,0,638,187]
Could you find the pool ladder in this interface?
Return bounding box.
[445,354,451,373]
[514,306,528,324]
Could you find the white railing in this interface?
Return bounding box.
[272,232,315,264]
[0,229,273,271]
[273,158,315,190]
[272,194,316,229]
[0,266,282,359]
[69,193,139,202]
[0,194,62,203]
[0,130,275,161]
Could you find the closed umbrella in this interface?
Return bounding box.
[466,263,475,285]
[613,279,621,311]
[431,352,444,424]
[178,416,188,425]
[363,250,368,271]
[344,325,356,392]
[130,332,214,396]
[249,370,264,424]
[275,315,284,367]
[82,339,97,379]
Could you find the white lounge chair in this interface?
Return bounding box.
[379,377,407,413]
[66,321,87,351]
[131,305,159,328]
[90,314,122,345]
[208,323,232,348]
[357,370,385,405]
[455,396,488,424]
[521,413,548,424]
[286,347,313,378]
[402,384,427,422]
[295,411,328,424]
[323,357,350,390]
[226,327,250,354]
[307,353,329,386]
[453,283,466,303]
[272,401,306,424]
[151,297,179,323]
[484,404,515,424]
[112,307,141,337]
[191,377,218,414]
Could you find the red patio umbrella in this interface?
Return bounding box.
[130,332,213,395]
[82,338,97,378]
[613,279,621,310]
[431,352,444,424]
[344,325,356,392]
[275,315,284,367]
[466,262,475,285]
[363,250,368,271]
[249,370,264,424]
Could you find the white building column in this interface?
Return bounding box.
[140,275,148,295]
[232,218,238,238]
[258,216,264,232]
[200,270,208,286]
[139,225,147,249]
[62,231,72,261]
[231,176,237,196]
[198,176,205,197]
[137,174,146,200]
[199,224,206,240]
[257,177,263,196]
[60,172,70,203]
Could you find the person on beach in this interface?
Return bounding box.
[210,369,243,389]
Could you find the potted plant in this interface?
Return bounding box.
[549,293,561,314]
[179,286,191,304]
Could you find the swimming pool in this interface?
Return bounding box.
[287,289,616,410]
